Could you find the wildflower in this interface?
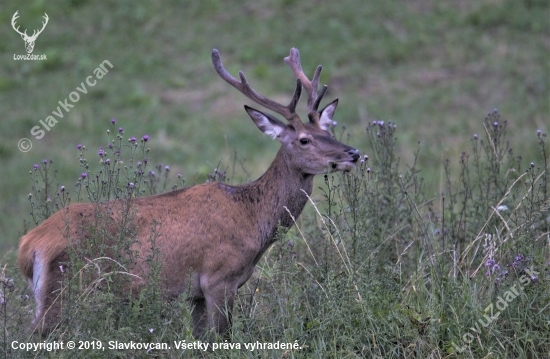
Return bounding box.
[473,134,478,140]
[537,129,541,137]
[142,135,149,142]
[111,118,116,125]
[118,127,124,133]
[149,328,154,333]
[530,162,535,168]
[128,182,134,188]
[165,165,170,172]
[108,143,113,149]
[485,259,495,268]
[81,173,87,179]
[42,159,48,165]
[33,164,39,170]
[105,159,110,165]
[129,137,137,143]
[60,186,65,192]
[77,144,83,150]
[98,147,105,157]
[493,121,498,127]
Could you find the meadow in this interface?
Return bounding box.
[0,0,548,357]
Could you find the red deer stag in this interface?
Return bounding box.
[18,48,360,337]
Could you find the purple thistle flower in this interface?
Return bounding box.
[142,135,149,142]
[77,144,83,150]
[129,137,137,143]
[118,127,124,133]
[98,147,105,157]
[485,259,495,268]
[473,134,478,140]
[33,164,39,170]
[165,165,170,172]
[108,143,113,149]
[111,118,116,125]
[81,173,87,179]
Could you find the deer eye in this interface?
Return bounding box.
[299,138,310,145]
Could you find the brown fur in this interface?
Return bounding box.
[18,48,360,337]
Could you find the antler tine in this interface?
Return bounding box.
[39,13,48,31]
[284,48,327,112]
[212,49,302,121]
[11,11,27,37]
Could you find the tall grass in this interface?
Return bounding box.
[1,113,548,358]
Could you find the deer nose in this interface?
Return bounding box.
[347,149,360,162]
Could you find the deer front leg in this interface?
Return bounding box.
[190,297,208,339]
[203,284,236,337]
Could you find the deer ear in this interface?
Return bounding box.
[245,106,286,139]
[318,99,338,130]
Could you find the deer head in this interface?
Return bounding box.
[212,48,359,175]
[11,11,49,54]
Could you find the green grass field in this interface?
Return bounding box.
[0,0,548,357]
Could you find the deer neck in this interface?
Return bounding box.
[244,147,314,246]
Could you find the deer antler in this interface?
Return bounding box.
[11,11,27,37]
[284,48,327,113]
[11,12,48,40]
[31,13,49,39]
[212,49,302,122]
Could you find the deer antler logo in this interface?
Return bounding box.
[11,11,49,54]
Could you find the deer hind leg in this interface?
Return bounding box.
[30,251,67,335]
